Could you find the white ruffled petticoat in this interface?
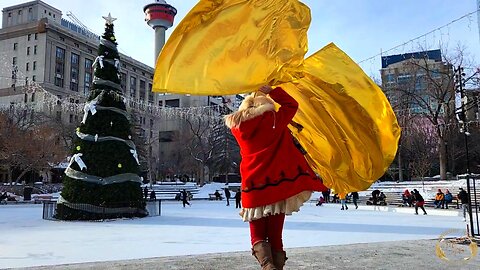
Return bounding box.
[240,191,313,222]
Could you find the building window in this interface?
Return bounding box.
[13,43,18,50]
[130,76,137,98]
[165,99,180,107]
[28,34,31,41]
[139,80,146,101]
[120,72,127,93]
[34,33,38,40]
[148,83,153,103]
[69,114,74,123]
[32,75,36,82]
[70,53,79,91]
[54,47,65,87]
[34,45,37,54]
[74,43,79,48]
[12,57,17,65]
[31,92,35,102]
[84,58,93,95]
[27,47,30,55]
[33,61,36,70]
[17,10,22,24]
[59,36,64,41]
[28,8,34,21]
[26,62,29,71]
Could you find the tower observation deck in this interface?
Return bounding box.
[143,0,177,62]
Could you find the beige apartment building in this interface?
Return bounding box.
[0,0,236,183]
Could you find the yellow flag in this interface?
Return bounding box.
[281,43,401,193]
[153,0,311,95]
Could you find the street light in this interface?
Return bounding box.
[454,65,477,236]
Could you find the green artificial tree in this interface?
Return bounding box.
[56,13,147,220]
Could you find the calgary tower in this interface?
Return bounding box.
[143,0,177,61]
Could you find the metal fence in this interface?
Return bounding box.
[42,200,162,220]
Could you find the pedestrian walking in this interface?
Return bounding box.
[181,189,191,208]
[457,188,470,221]
[224,187,231,206]
[351,192,359,209]
[235,191,242,209]
[339,193,348,210]
[412,189,427,215]
[224,85,327,269]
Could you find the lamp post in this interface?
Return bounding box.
[454,65,476,236]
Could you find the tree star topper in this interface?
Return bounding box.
[102,13,117,25]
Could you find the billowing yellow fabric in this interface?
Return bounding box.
[152,0,400,193]
[281,43,401,193]
[152,0,310,95]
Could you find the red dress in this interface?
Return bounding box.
[229,87,327,208]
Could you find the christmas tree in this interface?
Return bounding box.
[56,13,147,220]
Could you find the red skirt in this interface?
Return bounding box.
[416,201,425,207]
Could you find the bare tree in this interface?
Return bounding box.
[385,44,479,180]
[0,109,66,184]
[403,119,438,188]
[182,116,217,185]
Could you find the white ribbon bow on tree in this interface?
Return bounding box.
[69,153,87,171]
[130,149,140,165]
[93,55,105,69]
[82,99,98,124]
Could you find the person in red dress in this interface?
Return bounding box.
[224,85,327,269]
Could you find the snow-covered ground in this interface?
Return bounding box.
[0,195,467,269]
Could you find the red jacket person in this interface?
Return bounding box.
[224,85,327,269]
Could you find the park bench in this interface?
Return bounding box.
[209,193,223,200]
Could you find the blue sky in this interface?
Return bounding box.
[2,0,479,78]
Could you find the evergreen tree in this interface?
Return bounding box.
[56,14,146,220]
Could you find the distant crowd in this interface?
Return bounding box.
[315,187,472,220]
